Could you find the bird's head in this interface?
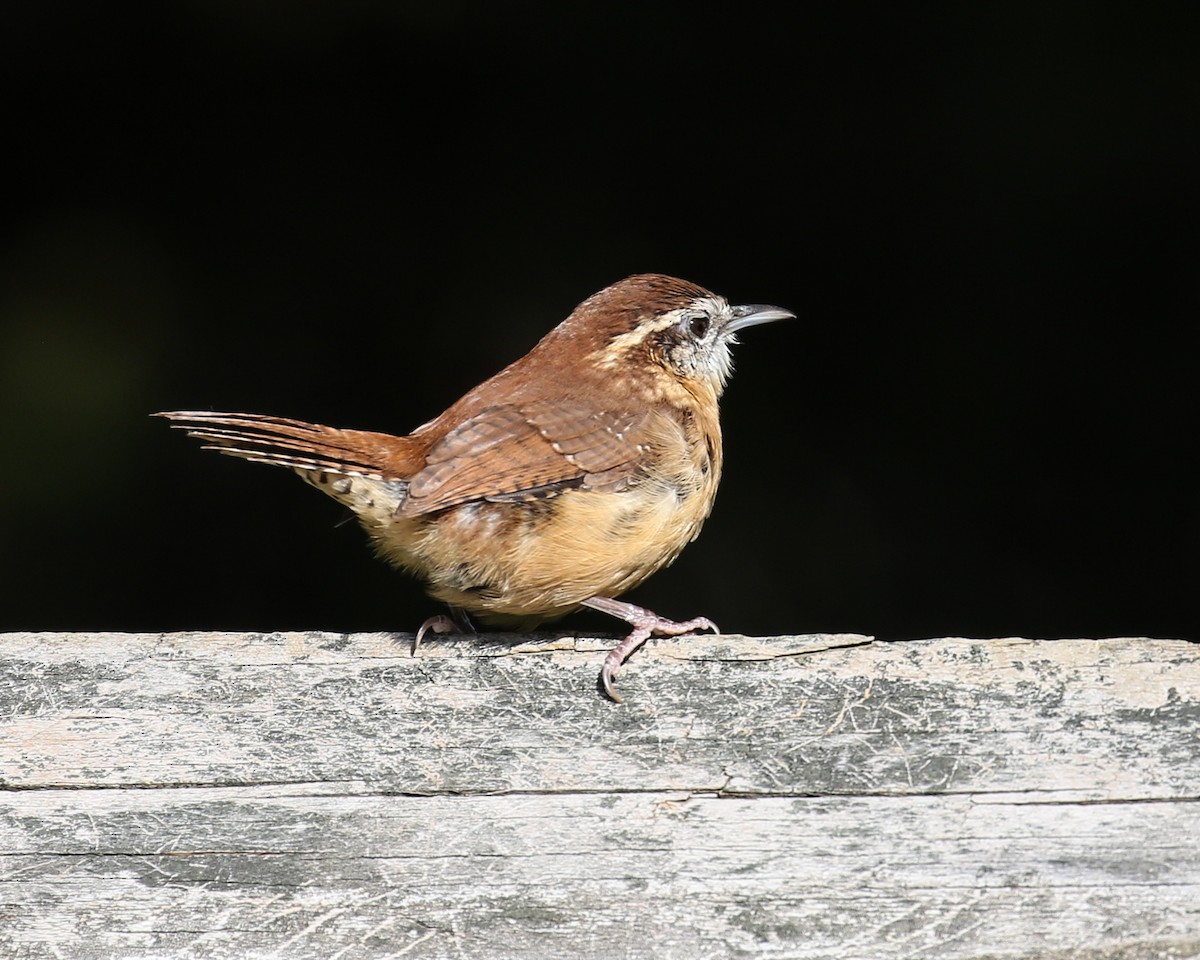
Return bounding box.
[566,274,794,397]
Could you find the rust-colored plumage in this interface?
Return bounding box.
[159,273,792,701]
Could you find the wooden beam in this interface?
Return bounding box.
[2,631,1198,958]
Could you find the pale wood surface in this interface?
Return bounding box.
[1,631,1198,959]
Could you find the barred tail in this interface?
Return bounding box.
[155,410,416,482]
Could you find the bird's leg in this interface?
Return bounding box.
[412,605,475,655]
[581,596,719,704]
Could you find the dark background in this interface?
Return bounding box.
[2,5,1196,642]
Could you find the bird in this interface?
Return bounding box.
[158,273,792,702]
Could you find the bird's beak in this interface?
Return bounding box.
[726,303,795,333]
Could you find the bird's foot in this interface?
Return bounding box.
[581,596,719,704]
[412,606,475,655]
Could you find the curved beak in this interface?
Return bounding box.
[727,303,795,333]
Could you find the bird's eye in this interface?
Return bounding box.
[686,314,710,339]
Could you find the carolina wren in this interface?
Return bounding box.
[159,274,792,702]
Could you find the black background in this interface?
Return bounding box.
[2,5,1196,642]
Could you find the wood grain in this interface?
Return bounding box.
[2,631,1198,958]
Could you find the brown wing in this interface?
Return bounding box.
[400,400,648,516]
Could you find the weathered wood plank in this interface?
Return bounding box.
[2,632,1198,958]
[2,787,1198,960]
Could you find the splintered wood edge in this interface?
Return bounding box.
[472,630,876,660]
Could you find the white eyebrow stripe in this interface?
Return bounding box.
[588,312,681,369]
